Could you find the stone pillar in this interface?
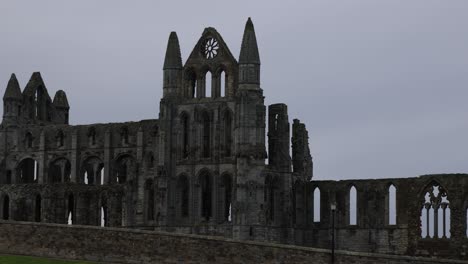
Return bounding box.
[38,130,46,184]
[70,131,79,183]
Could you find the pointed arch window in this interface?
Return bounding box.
[202,112,211,158]
[223,110,233,157]
[421,182,451,238]
[87,127,96,146]
[221,174,232,222]
[25,132,33,148]
[145,180,155,221]
[120,127,129,145]
[56,130,65,147]
[388,184,397,225]
[220,71,226,97]
[200,172,212,220]
[67,194,74,225]
[349,185,357,225]
[205,71,212,98]
[313,187,321,223]
[181,113,190,158]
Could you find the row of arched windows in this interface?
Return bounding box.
[180,109,233,159]
[175,172,232,222]
[4,153,154,185]
[309,182,463,240]
[186,70,227,99]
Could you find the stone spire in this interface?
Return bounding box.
[239,18,261,86]
[163,32,183,98]
[3,73,22,100]
[163,32,182,70]
[239,17,260,65]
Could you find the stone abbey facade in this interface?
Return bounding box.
[0,18,467,261]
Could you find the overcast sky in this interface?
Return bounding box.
[1,1,467,181]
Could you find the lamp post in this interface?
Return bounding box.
[330,202,337,264]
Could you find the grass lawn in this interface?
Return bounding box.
[0,255,94,264]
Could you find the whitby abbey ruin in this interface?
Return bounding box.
[0,18,467,263]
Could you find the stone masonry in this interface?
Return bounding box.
[0,18,467,261]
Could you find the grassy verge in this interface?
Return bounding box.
[0,255,94,264]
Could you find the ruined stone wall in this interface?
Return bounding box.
[296,174,468,260]
[0,221,466,264]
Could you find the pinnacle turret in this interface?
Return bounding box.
[163,32,182,70]
[3,73,22,100]
[239,17,260,65]
[53,90,70,109]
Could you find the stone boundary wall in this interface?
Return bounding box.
[0,221,466,264]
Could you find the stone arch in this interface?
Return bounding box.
[420,180,451,239]
[66,193,75,225]
[56,129,65,147]
[16,157,39,183]
[348,184,358,226]
[25,131,33,148]
[113,154,136,184]
[313,186,321,223]
[200,110,211,158]
[386,182,397,225]
[87,127,97,146]
[179,111,190,159]
[185,68,197,98]
[221,108,234,157]
[197,169,213,221]
[214,65,229,98]
[80,156,104,185]
[219,172,233,222]
[48,157,71,183]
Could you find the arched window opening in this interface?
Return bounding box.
[147,153,155,169]
[49,158,71,183]
[178,175,189,217]
[26,132,33,148]
[349,186,357,225]
[220,71,226,97]
[224,111,232,157]
[222,174,232,222]
[101,206,108,227]
[205,71,212,98]
[146,180,155,221]
[56,130,64,147]
[67,194,74,225]
[181,114,190,158]
[81,157,104,185]
[6,170,11,184]
[187,70,197,98]
[17,158,39,183]
[313,187,321,222]
[87,127,96,146]
[35,195,41,222]
[115,155,134,184]
[421,183,450,239]
[388,184,397,225]
[2,195,10,220]
[202,113,211,158]
[200,172,212,221]
[274,114,279,131]
[120,127,129,145]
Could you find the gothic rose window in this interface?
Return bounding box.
[202,38,219,59]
